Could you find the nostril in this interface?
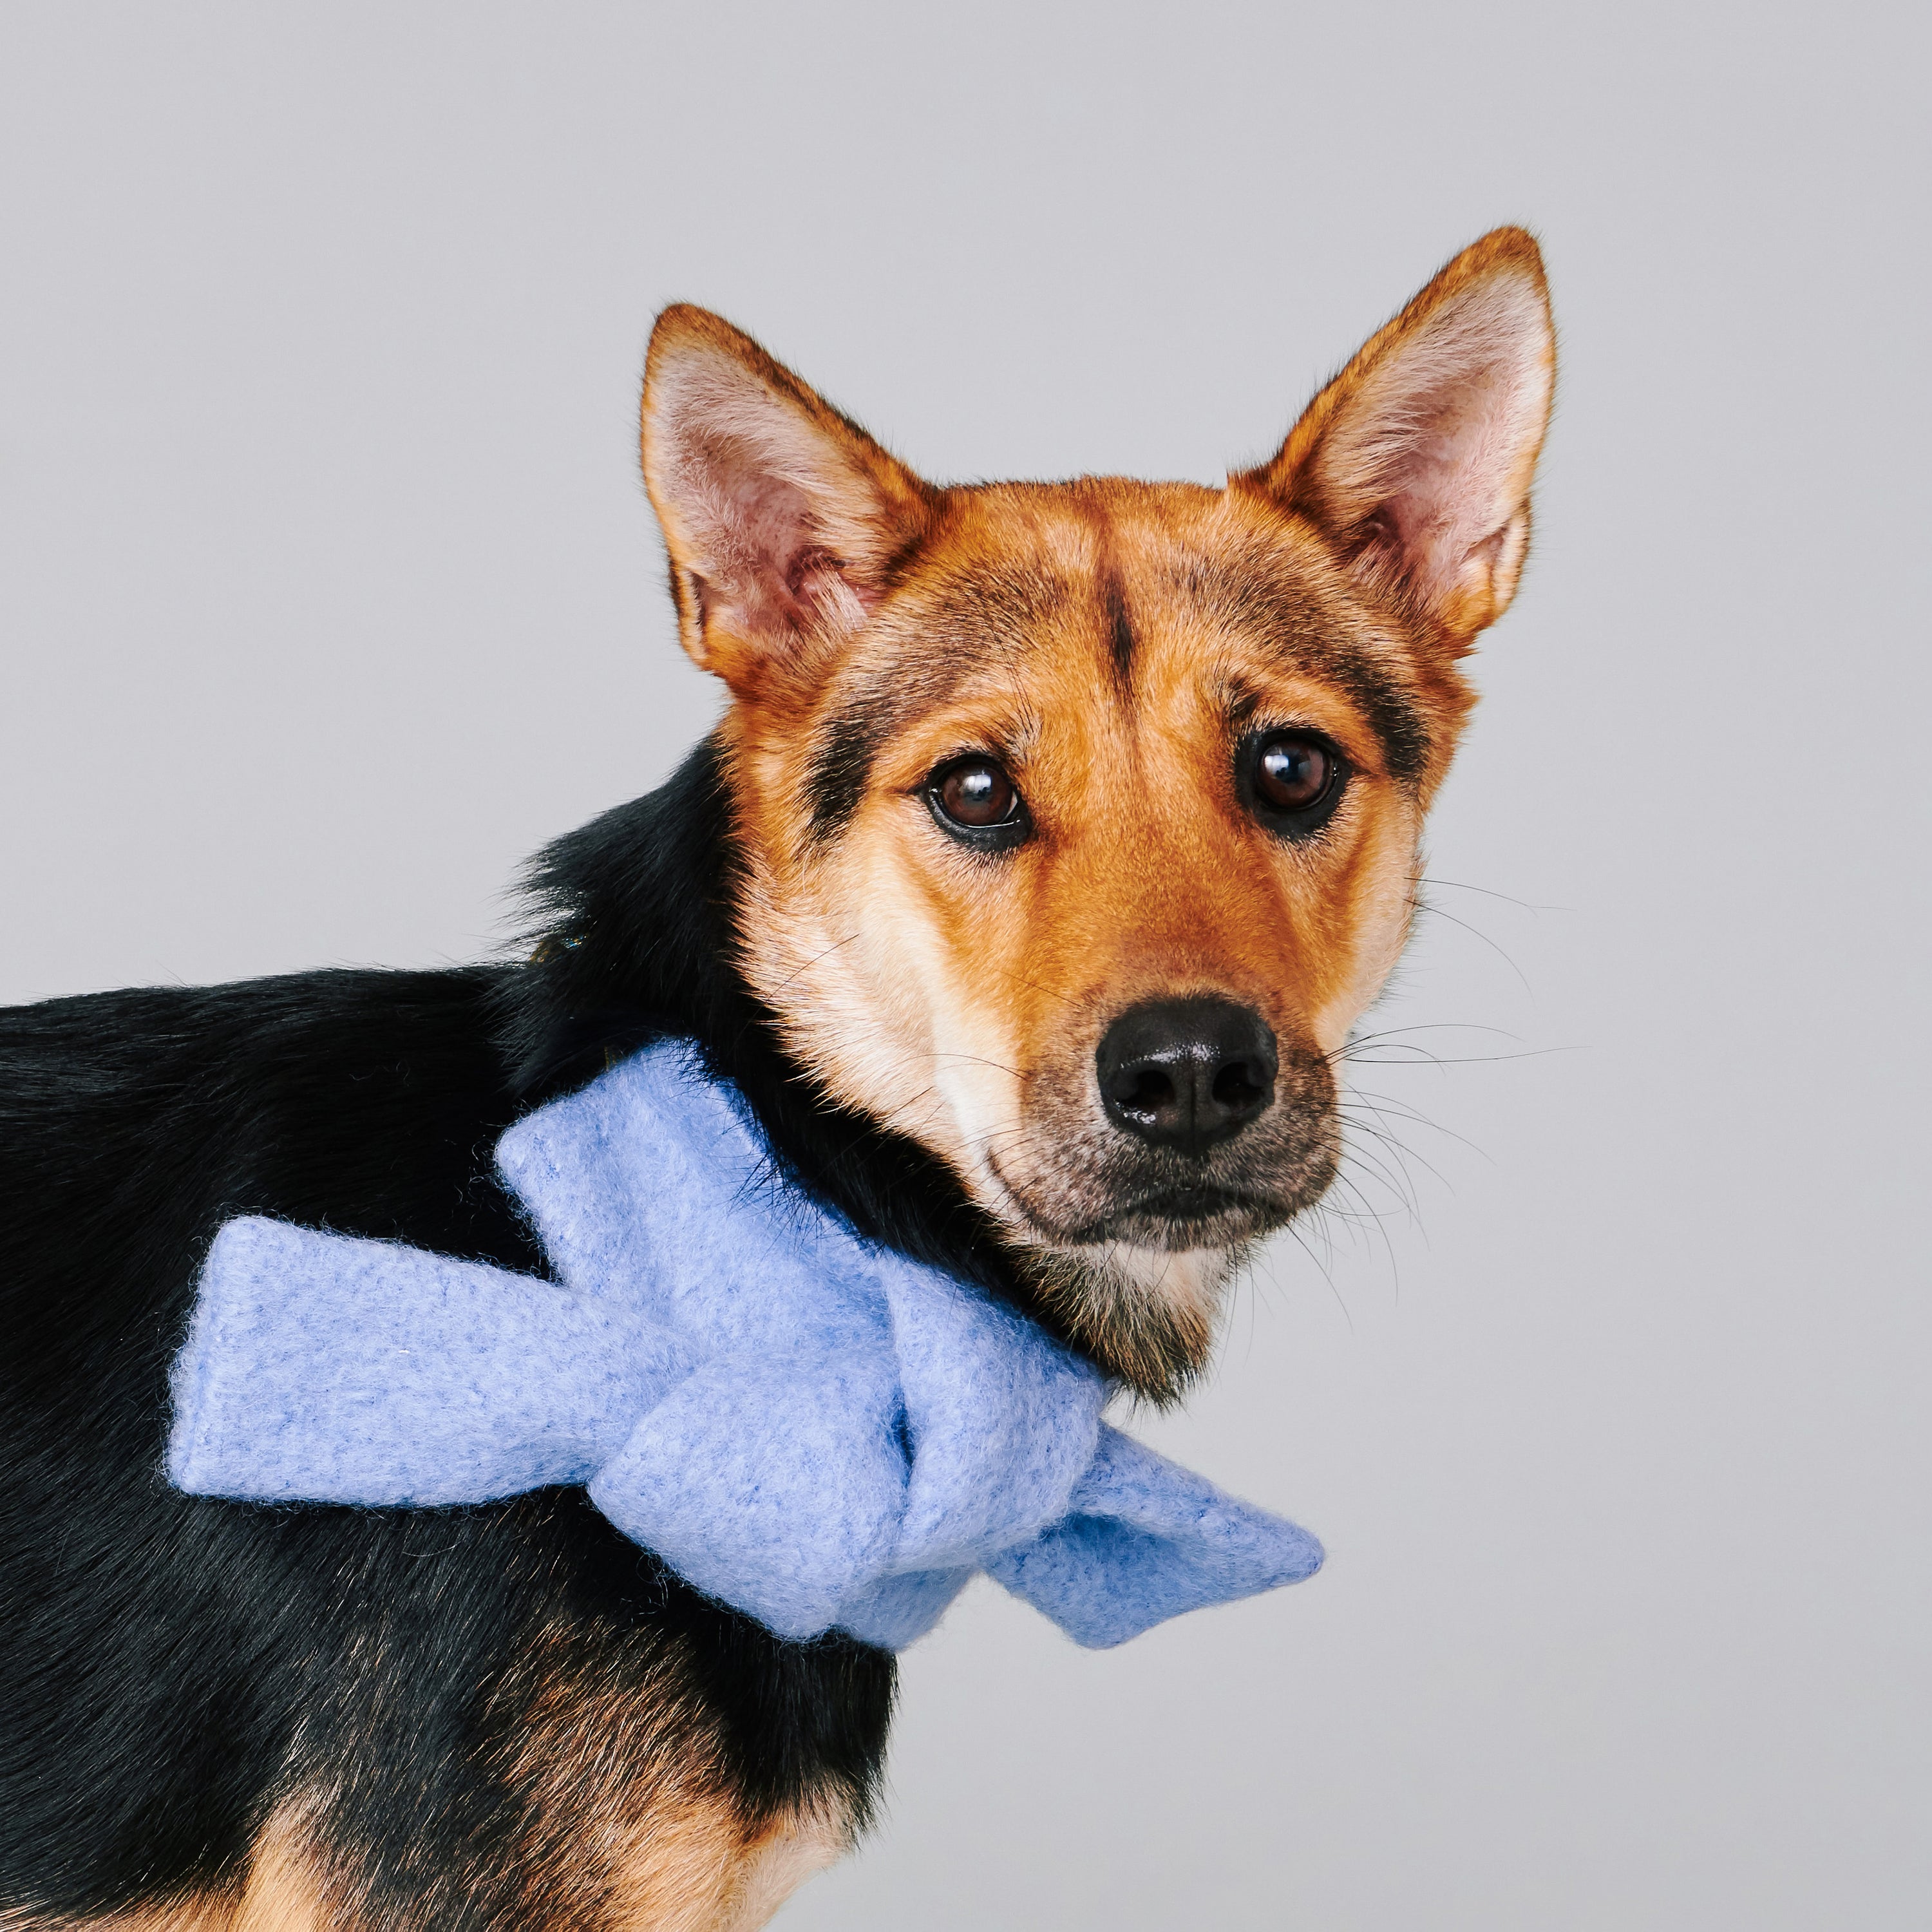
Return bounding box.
[1211,1061,1267,1112]
[1117,1067,1175,1115]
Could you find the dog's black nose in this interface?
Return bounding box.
[1095,998,1278,1155]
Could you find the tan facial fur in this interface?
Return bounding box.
[645,229,1554,1397]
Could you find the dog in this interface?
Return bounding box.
[0,227,1555,1929]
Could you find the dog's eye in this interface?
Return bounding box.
[1256,735,1330,810]
[1242,730,1347,834]
[926,756,1030,851]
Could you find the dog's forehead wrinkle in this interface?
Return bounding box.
[881,500,1428,781]
[915,552,1073,633]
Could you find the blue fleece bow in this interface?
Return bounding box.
[166,1042,1321,1649]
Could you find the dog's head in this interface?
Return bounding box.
[640,230,1554,1397]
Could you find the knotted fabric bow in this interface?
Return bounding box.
[167,1042,1321,1649]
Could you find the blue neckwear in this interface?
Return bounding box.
[167,1041,1321,1649]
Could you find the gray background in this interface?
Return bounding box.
[3,5,1926,1926]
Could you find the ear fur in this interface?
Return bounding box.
[641,307,935,697]
[1243,227,1555,646]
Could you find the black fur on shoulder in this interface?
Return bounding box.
[0,736,1048,1926]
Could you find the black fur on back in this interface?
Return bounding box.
[0,737,1042,1924]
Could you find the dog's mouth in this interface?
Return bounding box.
[1124,1183,1264,1220]
[1063,1186,1289,1249]
[987,1157,1301,1255]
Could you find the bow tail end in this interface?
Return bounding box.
[987,1508,1324,1649]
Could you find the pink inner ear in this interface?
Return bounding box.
[664,401,875,645]
[1374,378,1522,589]
[710,462,822,629]
[1317,275,1551,602]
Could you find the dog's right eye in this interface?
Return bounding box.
[925,756,1030,851]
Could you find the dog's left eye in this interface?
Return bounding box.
[925,756,1030,851]
[1239,728,1348,836]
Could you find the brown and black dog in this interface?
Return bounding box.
[0,229,1553,1927]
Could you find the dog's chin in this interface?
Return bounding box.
[968,1173,1296,1401]
[1009,1235,1241,1406]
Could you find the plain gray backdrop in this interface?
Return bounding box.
[3,5,1927,1927]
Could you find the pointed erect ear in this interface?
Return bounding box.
[1241,227,1556,646]
[641,306,935,696]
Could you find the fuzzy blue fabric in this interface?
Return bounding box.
[167,1042,1322,1649]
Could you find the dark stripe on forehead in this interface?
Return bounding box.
[1099,564,1135,690]
[1067,486,1136,696]
[1178,552,1432,784]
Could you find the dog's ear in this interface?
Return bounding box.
[641,306,935,696]
[1242,227,1555,647]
